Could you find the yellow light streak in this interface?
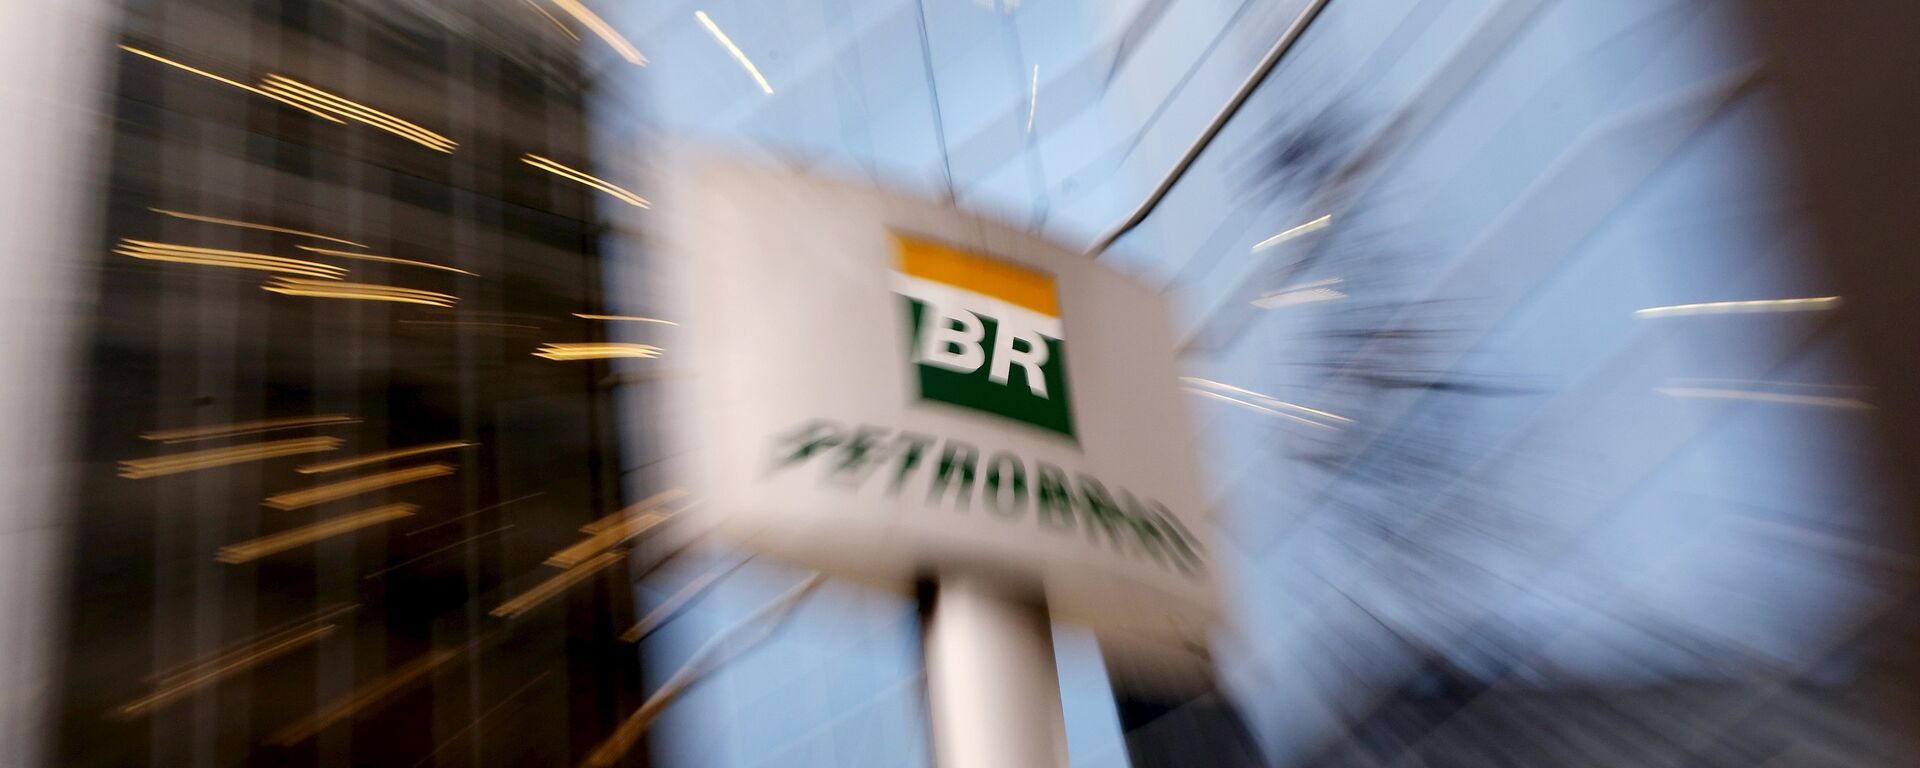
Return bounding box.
[216,503,418,563]
[263,465,454,510]
[1180,376,1353,424]
[120,436,342,479]
[270,646,461,744]
[521,154,649,207]
[270,279,449,299]
[551,0,647,65]
[695,10,773,94]
[581,489,687,533]
[259,75,455,150]
[521,155,639,201]
[258,87,453,153]
[491,549,627,618]
[115,244,341,278]
[142,414,359,443]
[259,75,456,152]
[119,623,338,716]
[294,245,476,276]
[296,440,474,474]
[118,45,348,124]
[118,240,331,266]
[263,277,458,308]
[115,246,342,280]
[143,604,357,684]
[533,343,662,361]
[573,313,678,325]
[256,80,452,151]
[547,511,668,568]
[116,239,347,279]
[1251,214,1332,251]
[1655,387,1873,410]
[521,155,644,204]
[149,208,365,247]
[119,45,263,94]
[1634,296,1841,318]
[525,0,581,41]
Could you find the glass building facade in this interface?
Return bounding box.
[601,0,1916,765]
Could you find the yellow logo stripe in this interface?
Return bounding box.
[893,234,1059,317]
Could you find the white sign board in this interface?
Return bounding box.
[656,157,1214,642]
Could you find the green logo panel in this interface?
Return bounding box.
[904,298,1074,438]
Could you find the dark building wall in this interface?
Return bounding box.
[1734,2,1920,762]
[53,1,649,765]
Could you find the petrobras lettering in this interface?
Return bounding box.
[771,419,1205,577]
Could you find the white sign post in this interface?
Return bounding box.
[652,156,1215,767]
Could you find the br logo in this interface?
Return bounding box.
[890,234,1074,438]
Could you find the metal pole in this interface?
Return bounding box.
[1082,0,1333,259]
[921,575,1068,768]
